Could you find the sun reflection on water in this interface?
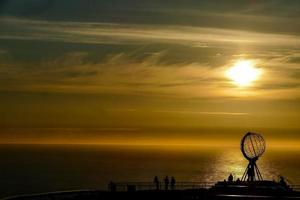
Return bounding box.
[196,147,276,182]
[211,149,246,181]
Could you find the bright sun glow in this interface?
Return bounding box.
[226,60,261,87]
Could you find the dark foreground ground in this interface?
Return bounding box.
[3,189,300,200]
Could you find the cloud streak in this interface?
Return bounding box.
[153,110,249,116]
[1,17,300,47]
[1,49,300,100]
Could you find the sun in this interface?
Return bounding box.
[226,60,261,87]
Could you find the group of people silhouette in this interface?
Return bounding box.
[224,173,240,183]
[154,176,176,190]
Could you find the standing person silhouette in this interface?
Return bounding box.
[164,176,169,190]
[108,181,116,192]
[171,177,176,190]
[228,173,233,182]
[279,176,288,188]
[154,176,160,190]
[247,165,254,181]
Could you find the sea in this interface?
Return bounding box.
[0,144,300,198]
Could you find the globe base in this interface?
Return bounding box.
[241,159,263,182]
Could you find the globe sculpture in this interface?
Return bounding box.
[240,132,266,181]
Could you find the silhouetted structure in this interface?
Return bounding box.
[164,176,169,190]
[240,132,265,181]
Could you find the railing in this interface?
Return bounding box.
[291,185,300,191]
[108,182,300,192]
[108,181,215,192]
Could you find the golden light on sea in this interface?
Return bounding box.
[226,60,262,87]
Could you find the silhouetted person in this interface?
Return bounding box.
[154,176,160,190]
[164,176,169,190]
[247,165,255,181]
[171,177,176,190]
[236,178,241,183]
[279,176,288,188]
[228,173,233,182]
[108,181,116,192]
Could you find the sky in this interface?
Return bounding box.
[0,0,300,146]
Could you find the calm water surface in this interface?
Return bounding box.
[0,144,299,198]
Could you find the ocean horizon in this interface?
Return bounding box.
[1,143,299,198]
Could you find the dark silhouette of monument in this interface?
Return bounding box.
[240,132,265,181]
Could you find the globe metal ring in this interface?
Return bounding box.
[241,132,266,160]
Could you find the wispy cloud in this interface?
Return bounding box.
[1,49,300,100]
[1,17,300,47]
[153,110,249,116]
[106,108,249,116]
[1,17,300,100]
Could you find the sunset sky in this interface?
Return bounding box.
[0,0,300,146]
